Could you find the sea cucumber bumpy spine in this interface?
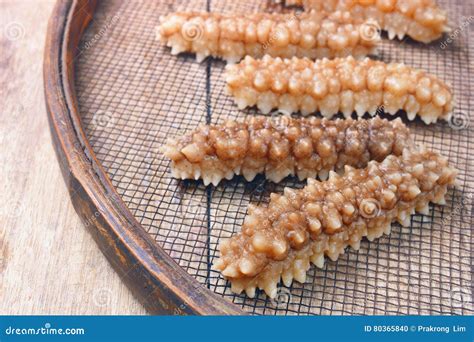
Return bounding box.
[213,147,457,298]
[162,117,412,185]
[277,0,449,43]
[225,55,453,124]
[156,10,379,62]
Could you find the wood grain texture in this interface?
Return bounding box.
[44,0,242,315]
[0,0,146,315]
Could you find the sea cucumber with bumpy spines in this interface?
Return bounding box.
[213,147,457,298]
[225,55,453,124]
[162,116,412,185]
[156,10,379,63]
[276,0,449,43]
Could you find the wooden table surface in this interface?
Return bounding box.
[0,0,146,315]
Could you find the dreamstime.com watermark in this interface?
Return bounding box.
[81,14,121,51]
[448,286,473,308]
[441,192,473,227]
[365,283,472,309]
[4,323,85,336]
[439,16,473,50]
[173,284,208,315]
[262,12,301,50]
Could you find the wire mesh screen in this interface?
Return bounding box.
[74,0,473,315]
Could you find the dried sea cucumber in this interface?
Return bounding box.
[156,10,379,63]
[225,55,453,124]
[277,0,449,43]
[213,147,457,297]
[162,117,412,185]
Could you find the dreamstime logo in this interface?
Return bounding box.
[93,288,113,307]
[4,21,25,41]
[269,111,291,131]
[181,21,204,42]
[1,199,26,219]
[448,111,470,130]
[91,110,116,130]
[447,286,472,307]
[359,198,381,219]
[270,287,292,308]
[359,20,381,42]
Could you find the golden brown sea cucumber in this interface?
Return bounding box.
[213,147,457,297]
[162,117,412,185]
[225,55,453,124]
[156,10,379,63]
[277,0,449,43]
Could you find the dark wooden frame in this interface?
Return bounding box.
[44,0,243,315]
